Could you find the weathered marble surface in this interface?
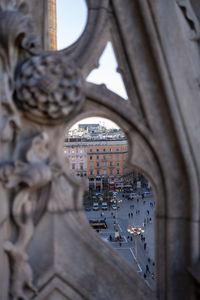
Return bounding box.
[0,0,200,299]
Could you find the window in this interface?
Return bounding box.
[90,149,92,152]
[116,148,119,152]
[110,162,113,166]
[104,170,107,175]
[117,162,120,167]
[96,155,99,160]
[103,162,106,167]
[80,156,83,160]
[90,156,92,160]
[80,163,83,170]
[103,155,106,160]
[89,162,93,168]
[110,169,113,175]
[90,170,93,175]
[110,155,112,159]
[110,148,112,151]
[97,170,100,175]
[96,162,99,167]
[72,150,75,154]
[117,169,120,175]
[116,154,120,159]
[72,157,75,161]
[72,163,75,170]
[96,149,99,152]
[103,149,106,152]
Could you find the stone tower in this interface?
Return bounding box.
[48,0,57,50]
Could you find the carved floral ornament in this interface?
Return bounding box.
[15,54,85,124]
[0,1,86,299]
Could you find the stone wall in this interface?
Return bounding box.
[0,0,200,299]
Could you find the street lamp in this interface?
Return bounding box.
[127,224,145,271]
[114,198,122,240]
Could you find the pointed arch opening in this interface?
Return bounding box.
[63,116,155,290]
[87,42,128,100]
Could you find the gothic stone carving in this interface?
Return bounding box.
[0,2,85,299]
[15,54,84,124]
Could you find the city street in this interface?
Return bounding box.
[84,193,155,290]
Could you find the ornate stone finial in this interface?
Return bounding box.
[15,54,85,124]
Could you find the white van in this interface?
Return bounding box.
[93,203,99,211]
[102,202,108,210]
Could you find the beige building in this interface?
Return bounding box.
[64,138,128,191]
[64,141,88,178]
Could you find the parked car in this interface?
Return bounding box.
[93,203,99,211]
[101,202,108,210]
[112,204,117,210]
[130,193,138,199]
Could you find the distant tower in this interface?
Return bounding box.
[48,0,57,50]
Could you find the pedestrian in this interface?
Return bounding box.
[144,243,147,250]
[146,264,149,273]
[130,236,133,241]
[144,273,147,279]
[148,258,151,263]
[143,200,146,205]
[137,198,139,203]
[109,235,112,241]
[119,242,122,247]
[131,212,133,217]
[128,213,130,218]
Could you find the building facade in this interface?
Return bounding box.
[86,140,127,191]
[64,141,87,177]
[64,138,128,191]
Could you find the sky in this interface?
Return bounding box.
[56,0,127,128]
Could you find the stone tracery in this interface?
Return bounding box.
[0,0,199,299]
